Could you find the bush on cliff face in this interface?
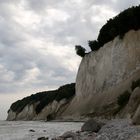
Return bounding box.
[117,91,131,108]
[55,84,75,101]
[88,40,101,51]
[131,79,140,91]
[75,45,86,57]
[10,83,75,114]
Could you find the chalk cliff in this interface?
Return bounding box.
[62,30,140,120]
[7,83,75,121]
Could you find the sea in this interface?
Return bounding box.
[0,120,83,140]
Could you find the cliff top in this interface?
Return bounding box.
[76,5,140,57]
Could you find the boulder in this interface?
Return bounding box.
[98,119,140,140]
[54,131,97,140]
[81,119,103,132]
[29,129,35,132]
[37,137,48,140]
[95,134,109,140]
[61,131,78,140]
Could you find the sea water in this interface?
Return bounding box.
[0,120,83,140]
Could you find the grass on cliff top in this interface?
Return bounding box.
[10,83,75,114]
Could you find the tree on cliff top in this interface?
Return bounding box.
[75,45,86,57]
[88,40,101,51]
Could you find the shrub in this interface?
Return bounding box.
[36,83,75,114]
[117,91,131,108]
[10,93,47,113]
[55,83,75,101]
[131,79,140,91]
[97,5,140,47]
[75,45,86,57]
[35,91,57,114]
[88,40,101,51]
[76,6,140,53]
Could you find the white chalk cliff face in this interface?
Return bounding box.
[7,99,70,121]
[63,30,140,118]
[7,103,37,121]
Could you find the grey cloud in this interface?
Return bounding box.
[30,2,101,50]
[113,0,140,12]
[0,43,75,93]
[87,0,114,6]
[26,0,48,12]
[25,0,61,12]
[88,0,139,11]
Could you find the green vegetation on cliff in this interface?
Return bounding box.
[131,79,140,91]
[76,5,140,56]
[10,83,75,114]
[75,45,86,57]
[97,5,140,47]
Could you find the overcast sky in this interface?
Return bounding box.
[0,0,139,120]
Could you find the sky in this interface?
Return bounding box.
[0,0,139,120]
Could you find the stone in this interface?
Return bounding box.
[29,129,35,132]
[54,131,97,140]
[98,119,140,140]
[81,119,103,132]
[61,131,78,140]
[128,134,140,140]
[95,134,109,140]
[37,137,48,140]
[131,87,140,125]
